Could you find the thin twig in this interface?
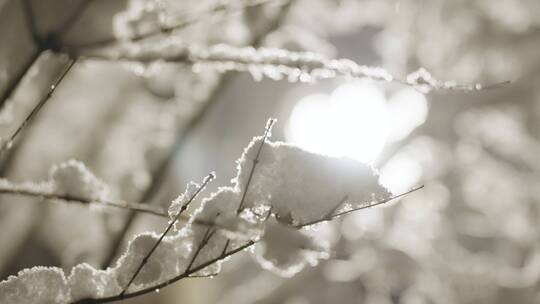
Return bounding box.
[220,239,231,256]
[237,118,276,214]
[294,185,425,228]
[0,186,230,229]
[0,58,76,156]
[120,173,214,296]
[62,0,287,52]
[0,187,165,216]
[185,227,217,272]
[322,195,348,220]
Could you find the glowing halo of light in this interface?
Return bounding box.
[286,81,390,163]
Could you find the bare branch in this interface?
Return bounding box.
[0,58,76,156]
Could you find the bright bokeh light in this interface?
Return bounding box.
[286,82,389,163]
[379,153,422,193]
[387,88,428,142]
[286,82,429,164]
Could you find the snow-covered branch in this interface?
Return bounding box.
[71,42,508,93]
[0,119,419,304]
[0,162,220,228]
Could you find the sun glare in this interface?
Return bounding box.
[286,82,388,163]
[286,82,428,164]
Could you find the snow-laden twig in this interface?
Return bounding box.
[0,170,220,229]
[0,182,166,217]
[73,241,257,304]
[120,173,214,296]
[72,43,509,92]
[237,118,276,214]
[293,185,425,228]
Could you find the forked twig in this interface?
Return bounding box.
[185,227,217,272]
[119,173,215,296]
[74,240,255,304]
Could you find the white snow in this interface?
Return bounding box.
[0,132,391,302]
[0,159,110,204]
[0,267,70,304]
[67,264,120,300]
[234,137,391,226]
[255,218,329,277]
[114,232,184,288]
[49,159,110,201]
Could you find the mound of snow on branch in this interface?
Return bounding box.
[0,137,390,303]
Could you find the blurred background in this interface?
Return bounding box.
[1,0,540,303]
